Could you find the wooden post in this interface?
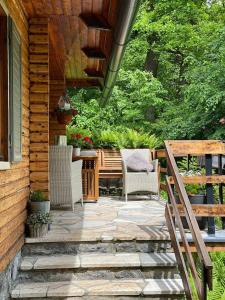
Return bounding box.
[218,154,225,229]
[29,18,49,197]
[205,154,215,235]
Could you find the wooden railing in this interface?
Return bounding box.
[164,140,225,299]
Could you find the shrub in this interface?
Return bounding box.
[30,190,48,202]
[95,129,161,149]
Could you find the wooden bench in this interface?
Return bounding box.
[97,149,123,179]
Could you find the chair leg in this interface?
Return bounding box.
[81,196,84,207]
[125,193,128,202]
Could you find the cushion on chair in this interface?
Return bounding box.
[126,152,154,172]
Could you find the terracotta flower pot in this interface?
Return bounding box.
[56,112,73,125]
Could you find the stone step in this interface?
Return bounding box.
[19,253,178,281]
[22,240,172,257]
[11,279,184,299]
[21,253,177,270]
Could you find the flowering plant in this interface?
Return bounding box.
[69,133,93,148]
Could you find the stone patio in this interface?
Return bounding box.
[26,196,170,243]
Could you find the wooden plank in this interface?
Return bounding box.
[30,161,48,171]
[30,122,48,132]
[30,143,48,152]
[0,211,26,243]
[30,172,49,182]
[169,175,225,184]
[30,93,49,103]
[30,132,49,143]
[30,104,48,113]
[0,188,29,213]
[167,140,225,156]
[0,235,24,272]
[30,152,48,162]
[30,73,49,82]
[30,63,48,73]
[0,168,29,185]
[29,34,48,44]
[29,44,48,53]
[29,24,48,33]
[30,114,48,122]
[171,204,225,217]
[30,54,48,63]
[30,182,49,191]
[0,223,25,258]
[30,83,48,93]
[0,198,27,228]
[0,177,29,199]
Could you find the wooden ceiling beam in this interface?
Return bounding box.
[82,47,106,60]
[66,79,102,89]
[84,68,104,79]
[79,13,111,31]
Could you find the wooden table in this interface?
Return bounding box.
[73,155,99,202]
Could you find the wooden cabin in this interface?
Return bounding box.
[1,1,225,299]
[0,0,139,280]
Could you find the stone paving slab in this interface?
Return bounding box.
[25,197,169,244]
[11,279,184,298]
[20,253,176,271]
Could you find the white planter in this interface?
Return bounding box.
[73,147,81,156]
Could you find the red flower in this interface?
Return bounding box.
[75,133,82,139]
[70,134,76,139]
[83,136,93,144]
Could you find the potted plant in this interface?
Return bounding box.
[69,133,83,156]
[55,94,78,125]
[27,213,52,238]
[56,107,78,125]
[29,190,50,213]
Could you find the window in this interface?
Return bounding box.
[0,6,8,162]
[0,3,22,166]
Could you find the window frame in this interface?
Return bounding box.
[0,1,9,169]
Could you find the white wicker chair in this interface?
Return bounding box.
[50,146,83,211]
[120,149,159,202]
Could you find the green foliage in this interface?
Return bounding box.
[30,191,48,202]
[93,129,161,150]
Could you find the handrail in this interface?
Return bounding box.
[165,141,213,300]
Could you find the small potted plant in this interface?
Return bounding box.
[69,133,83,156]
[27,213,52,238]
[29,190,50,214]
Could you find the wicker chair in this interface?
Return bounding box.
[120,149,159,202]
[50,146,83,211]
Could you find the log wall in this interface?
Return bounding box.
[49,80,66,145]
[29,18,49,196]
[0,0,29,272]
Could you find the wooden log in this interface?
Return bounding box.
[30,83,48,93]
[0,211,26,243]
[169,175,225,185]
[30,152,48,162]
[170,204,225,217]
[30,143,48,152]
[0,223,25,257]
[30,182,49,191]
[29,44,48,53]
[0,198,27,228]
[0,235,24,272]
[0,188,29,213]
[30,133,49,143]
[167,140,225,156]
[30,172,49,182]
[29,24,48,34]
[30,103,48,113]
[30,64,48,73]
[30,93,49,103]
[29,34,48,44]
[30,162,48,171]
[0,178,29,199]
[30,122,48,132]
[30,114,48,122]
